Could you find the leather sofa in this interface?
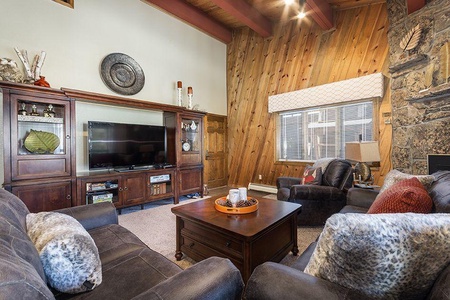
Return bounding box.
[244,170,450,300]
[277,159,353,226]
[0,188,244,299]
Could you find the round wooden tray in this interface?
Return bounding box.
[214,197,258,214]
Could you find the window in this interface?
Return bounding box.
[278,101,374,162]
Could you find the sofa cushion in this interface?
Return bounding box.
[302,166,322,185]
[304,213,450,299]
[367,177,433,214]
[378,169,435,195]
[429,170,450,213]
[26,212,102,294]
[53,224,183,299]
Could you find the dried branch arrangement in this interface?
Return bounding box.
[14,48,47,82]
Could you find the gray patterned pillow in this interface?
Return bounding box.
[304,213,450,299]
[26,212,102,294]
[379,169,435,195]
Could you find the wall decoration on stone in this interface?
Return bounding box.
[400,24,422,52]
[440,42,450,83]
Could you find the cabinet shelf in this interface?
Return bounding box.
[18,115,64,124]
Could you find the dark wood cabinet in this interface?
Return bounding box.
[77,169,176,209]
[164,111,205,202]
[12,180,73,213]
[1,82,76,212]
[121,173,147,206]
[178,166,203,196]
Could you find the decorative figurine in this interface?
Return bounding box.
[18,102,27,115]
[30,104,39,116]
[43,104,55,117]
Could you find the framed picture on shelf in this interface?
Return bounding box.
[53,0,74,8]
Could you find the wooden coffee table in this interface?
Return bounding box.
[171,197,302,282]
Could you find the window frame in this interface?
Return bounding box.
[275,99,380,164]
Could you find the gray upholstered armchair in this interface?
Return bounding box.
[277,159,353,226]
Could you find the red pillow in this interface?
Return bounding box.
[368,177,432,214]
[302,166,322,185]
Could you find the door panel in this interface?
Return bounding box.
[205,114,228,188]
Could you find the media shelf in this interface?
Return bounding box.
[76,168,177,209]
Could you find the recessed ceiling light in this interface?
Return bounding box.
[285,0,295,5]
[298,11,306,18]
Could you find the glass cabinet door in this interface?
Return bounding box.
[181,118,201,152]
[16,100,67,156]
[10,93,72,181]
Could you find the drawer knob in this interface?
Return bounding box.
[189,242,195,248]
[226,241,231,247]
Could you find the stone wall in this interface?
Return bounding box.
[387,0,450,174]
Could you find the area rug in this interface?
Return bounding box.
[118,197,322,269]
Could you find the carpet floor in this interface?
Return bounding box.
[118,197,322,269]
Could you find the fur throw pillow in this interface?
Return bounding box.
[304,213,450,299]
[26,212,102,294]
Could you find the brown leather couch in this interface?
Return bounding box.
[245,170,450,300]
[0,189,244,299]
[277,159,353,226]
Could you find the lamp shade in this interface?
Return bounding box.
[345,141,380,163]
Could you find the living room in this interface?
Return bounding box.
[1,0,450,299]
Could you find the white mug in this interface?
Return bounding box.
[228,189,240,206]
[238,187,247,200]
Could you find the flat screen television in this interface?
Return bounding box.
[88,121,167,171]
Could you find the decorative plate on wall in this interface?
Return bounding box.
[100,53,145,95]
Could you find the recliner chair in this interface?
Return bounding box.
[277,159,353,226]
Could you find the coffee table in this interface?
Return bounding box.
[171,197,302,282]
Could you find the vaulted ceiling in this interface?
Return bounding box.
[143,0,425,43]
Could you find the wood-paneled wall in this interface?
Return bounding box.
[227,3,391,187]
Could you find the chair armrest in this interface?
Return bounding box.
[346,188,379,209]
[277,177,302,189]
[132,257,244,300]
[56,202,118,231]
[290,185,345,201]
[244,262,368,300]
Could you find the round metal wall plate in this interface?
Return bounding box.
[100,53,145,95]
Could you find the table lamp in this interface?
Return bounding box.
[345,141,380,183]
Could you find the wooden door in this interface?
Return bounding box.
[204,114,228,188]
[12,180,72,212]
[121,173,147,206]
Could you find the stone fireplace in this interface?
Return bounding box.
[387,0,450,174]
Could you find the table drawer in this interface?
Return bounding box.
[181,221,243,258]
[181,236,243,271]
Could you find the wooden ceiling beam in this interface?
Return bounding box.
[209,0,272,38]
[406,0,425,14]
[143,0,232,44]
[305,0,334,30]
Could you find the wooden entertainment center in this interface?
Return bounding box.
[1,81,205,212]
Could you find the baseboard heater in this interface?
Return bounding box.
[247,183,278,194]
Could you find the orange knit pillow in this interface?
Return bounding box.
[368,177,432,214]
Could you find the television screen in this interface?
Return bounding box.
[88,121,166,170]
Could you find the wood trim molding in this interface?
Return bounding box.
[62,87,184,112]
[210,0,272,38]
[53,0,74,9]
[142,0,232,44]
[306,0,333,30]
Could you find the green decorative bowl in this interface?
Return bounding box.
[24,130,60,154]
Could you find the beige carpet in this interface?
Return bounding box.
[118,197,322,269]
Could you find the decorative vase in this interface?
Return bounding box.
[34,76,50,87]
